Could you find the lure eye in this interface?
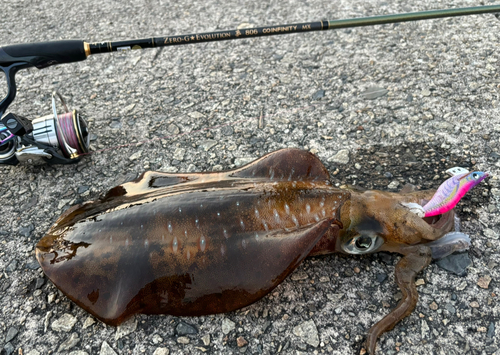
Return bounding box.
[341,233,383,255]
[472,173,479,180]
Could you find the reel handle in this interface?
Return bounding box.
[0,40,88,118]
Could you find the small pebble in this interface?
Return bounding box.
[319,276,330,283]
[436,254,471,276]
[115,317,137,340]
[188,111,205,119]
[326,293,344,303]
[177,336,190,344]
[129,151,142,161]
[122,103,135,114]
[429,302,438,310]
[470,301,480,308]
[222,318,235,334]
[152,348,169,355]
[100,341,117,355]
[477,275,492,289]
[83,317,96,329]
[445,303,456,315]
[388,180,399,189]
[291,271,308,281]
[237,336,248,347]
[198,140,217,152]
[4,327,18,343]
[201,334,210,346]
[421,320,430,339]
[51,313,77,332]
[3,343,14,355]
[173,148,186,161]
[487,322,495,338]
[5,260,17,273]
[152,334,163,345]
[77,185,90,194]
[176,321,198,335]
[35,278,45,289]
[360,86,388,99]
[167,123,180,134]
[312,89,325,100]
[328,149,350,165]
[293,320,319,347]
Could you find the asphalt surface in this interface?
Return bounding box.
[0,0,499,354]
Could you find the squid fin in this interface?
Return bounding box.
[231,148,330,182]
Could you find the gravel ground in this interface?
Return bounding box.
[1,0,500,354]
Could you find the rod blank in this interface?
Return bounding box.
[87,5,500,55]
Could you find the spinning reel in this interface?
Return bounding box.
[0,92,89,165]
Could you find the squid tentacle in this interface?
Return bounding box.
[364,245,432,354]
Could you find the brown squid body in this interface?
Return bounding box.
[36,148,455,354]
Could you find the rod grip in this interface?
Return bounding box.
[0,40,87,69]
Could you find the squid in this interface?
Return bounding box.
[35,148,486,354]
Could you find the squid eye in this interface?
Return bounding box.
[355,235,372,250]
[341,234,384,255]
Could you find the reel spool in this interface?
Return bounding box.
[31,110,89,157]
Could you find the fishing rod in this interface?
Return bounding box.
[1,5,499,165]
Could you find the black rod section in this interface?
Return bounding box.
[88,5,500,55]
